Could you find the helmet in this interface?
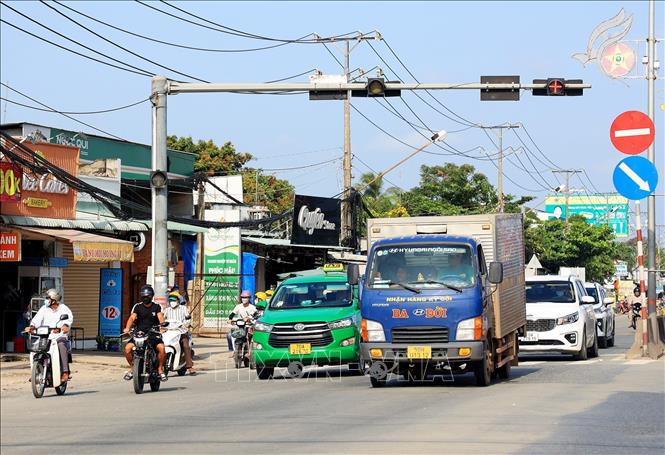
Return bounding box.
[265,289,274,296]
[140,285,155,301]
[168,292,180,301]
[240,290,251,298]
[46,288,61,302]
[255,291,267,301]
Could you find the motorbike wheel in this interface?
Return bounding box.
[234,344,243,369]
[149,379,161,392]
[55,381,67,396]
[132,358,145,394]
[31,361,46,399]
[177,367,187,376]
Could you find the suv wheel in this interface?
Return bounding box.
[573,330,588,361]
[587,330,599,358]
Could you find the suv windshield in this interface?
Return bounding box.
[526,281,576,303]
[585,287,599,303]
[270,282,353,310]
[368,244,476,289]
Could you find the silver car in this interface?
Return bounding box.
[584,282,615,348]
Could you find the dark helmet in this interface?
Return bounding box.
[140,285,155,303]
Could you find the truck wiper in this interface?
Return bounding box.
[408,280,463,293]
[384,281,421,294]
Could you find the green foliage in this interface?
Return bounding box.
[242,169,294,215]
[525,215,620,282]
[167,135,252,175]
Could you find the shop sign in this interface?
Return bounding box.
[0,163,22,201]
[291,194,341,246]
[0,142,79,219]
[0,231,21,261]
[73,241,134,262]
[99,268,122,337]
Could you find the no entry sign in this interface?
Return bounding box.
[610,110,655,155]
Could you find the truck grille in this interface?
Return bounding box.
[391,326,449,344]
[268,322,333,348]
[526,319,556,332]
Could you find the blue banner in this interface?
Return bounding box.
[182,237,196,290]
[99,268,123,337]
[241,252,258,300]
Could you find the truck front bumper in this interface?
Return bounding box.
[360,341,484,365]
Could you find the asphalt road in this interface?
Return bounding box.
[1,323,663,455]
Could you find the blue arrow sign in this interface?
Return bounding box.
[612,156,659,200]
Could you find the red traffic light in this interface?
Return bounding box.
[547,78,565,96]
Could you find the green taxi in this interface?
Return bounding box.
[252,264,361,379]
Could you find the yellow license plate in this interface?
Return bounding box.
[407,345,432,359]
[289,343,312,355]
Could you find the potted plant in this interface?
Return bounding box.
[107,338,119,352]
[96,335,107,351]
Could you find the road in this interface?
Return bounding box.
[1,324,663,455]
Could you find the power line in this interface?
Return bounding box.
[0,95,150,115]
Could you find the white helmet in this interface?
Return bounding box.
[46,288,61,302]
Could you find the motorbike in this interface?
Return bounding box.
[163,316,195,376]
[629,302,642,330]
[615,299,630,315]
[126,323,167,394]
[28,313,71,399]
[231,318,254,369]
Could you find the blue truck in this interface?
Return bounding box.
[348,214,526,387]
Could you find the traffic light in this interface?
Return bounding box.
[532,79,584,96]
[351,78,401,98]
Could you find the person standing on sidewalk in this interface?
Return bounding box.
[164,292,195,375]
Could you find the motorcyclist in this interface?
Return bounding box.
[123,285,167,382]
[255,291,268,306]
[227,290,258,358]
[164,292,195,375]
[25,289,73,384]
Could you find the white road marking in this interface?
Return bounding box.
[614,127,651,138]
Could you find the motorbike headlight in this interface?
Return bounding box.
[254,321,273,333]
[362,319,385,342]
[556,312,579,325]
[328,317,355,330]
[36,327,49,336]
[134,337,145,348]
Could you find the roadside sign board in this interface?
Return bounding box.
[99,268,122,338]
[612,156,659,200]
[544,194,629,237]
[610,111,655,155]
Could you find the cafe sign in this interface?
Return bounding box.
[291,194,341,247]
[0,142,79,219]
[0,231,21,262]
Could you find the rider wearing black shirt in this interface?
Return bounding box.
[123,285,167,381]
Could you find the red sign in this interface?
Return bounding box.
[0,163,22,201]
[610,111,655,155]
[0,231,21,262]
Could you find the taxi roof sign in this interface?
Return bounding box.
[323,263,344,273]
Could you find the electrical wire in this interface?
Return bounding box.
[0,95,150,115]
[352,153,404,191]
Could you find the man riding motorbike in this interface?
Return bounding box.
[227,290,258,358]
[123,285,167,381]
[25,289,73,384]
[164,292,195,375]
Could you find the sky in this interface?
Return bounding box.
[1,1,663,222]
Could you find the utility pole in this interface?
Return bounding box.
[484,124,519,212]
[645,0,661,357]
[552,170,582,224]
[193,174,205,333]
[150,76,169,307]
[255,169,260,206]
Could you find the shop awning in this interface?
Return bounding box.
[1,214,148,232]
[17,227,135,262]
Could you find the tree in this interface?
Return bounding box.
[525,215,621,282]
[242,169,294,215]
[167,135,252,175]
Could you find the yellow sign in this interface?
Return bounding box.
[73,242,134,262]
[323,263,344,272]
[23,197,52,208]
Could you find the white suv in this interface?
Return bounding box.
[520,275,599,360]
[584,282,615,348]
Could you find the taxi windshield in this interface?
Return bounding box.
[269,282,353,309]
[368,244,476,289]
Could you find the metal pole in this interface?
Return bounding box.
[645,0,659,357]
[342,40,352,246]
[635,200,648,355]
[193,176,205,333]
[151,76,169,308]
[255,169,259,205]
[498,128,504,213]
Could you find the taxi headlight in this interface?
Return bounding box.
[254,322,273,333]
[328,317,354,330]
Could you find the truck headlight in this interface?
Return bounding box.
[457,316,483,341]
[328,317,355,330]
[254,321,273,333]
[556,312,579,325]
[361,319,385,342]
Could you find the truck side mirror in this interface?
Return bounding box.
[347,263,359,286]
[488,262,503,284]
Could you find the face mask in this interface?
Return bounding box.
[241,298,250,304]
[169,300,179,309]
[142,297,152,304]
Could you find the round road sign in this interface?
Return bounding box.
[600,42,636,78]
[610,111,655,155]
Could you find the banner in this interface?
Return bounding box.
[0,231,21,261]
[73,241,134,262]
[0,163,22,202]
[544,194,629,238]
[203,211,240,329]
[291,194,341,246]
[99,268,122,337]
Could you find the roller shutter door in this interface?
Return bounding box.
[62,244,109,340]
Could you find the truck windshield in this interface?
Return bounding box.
[270,282,353,309]
[368,244,476,290]
[526,282,576,303]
